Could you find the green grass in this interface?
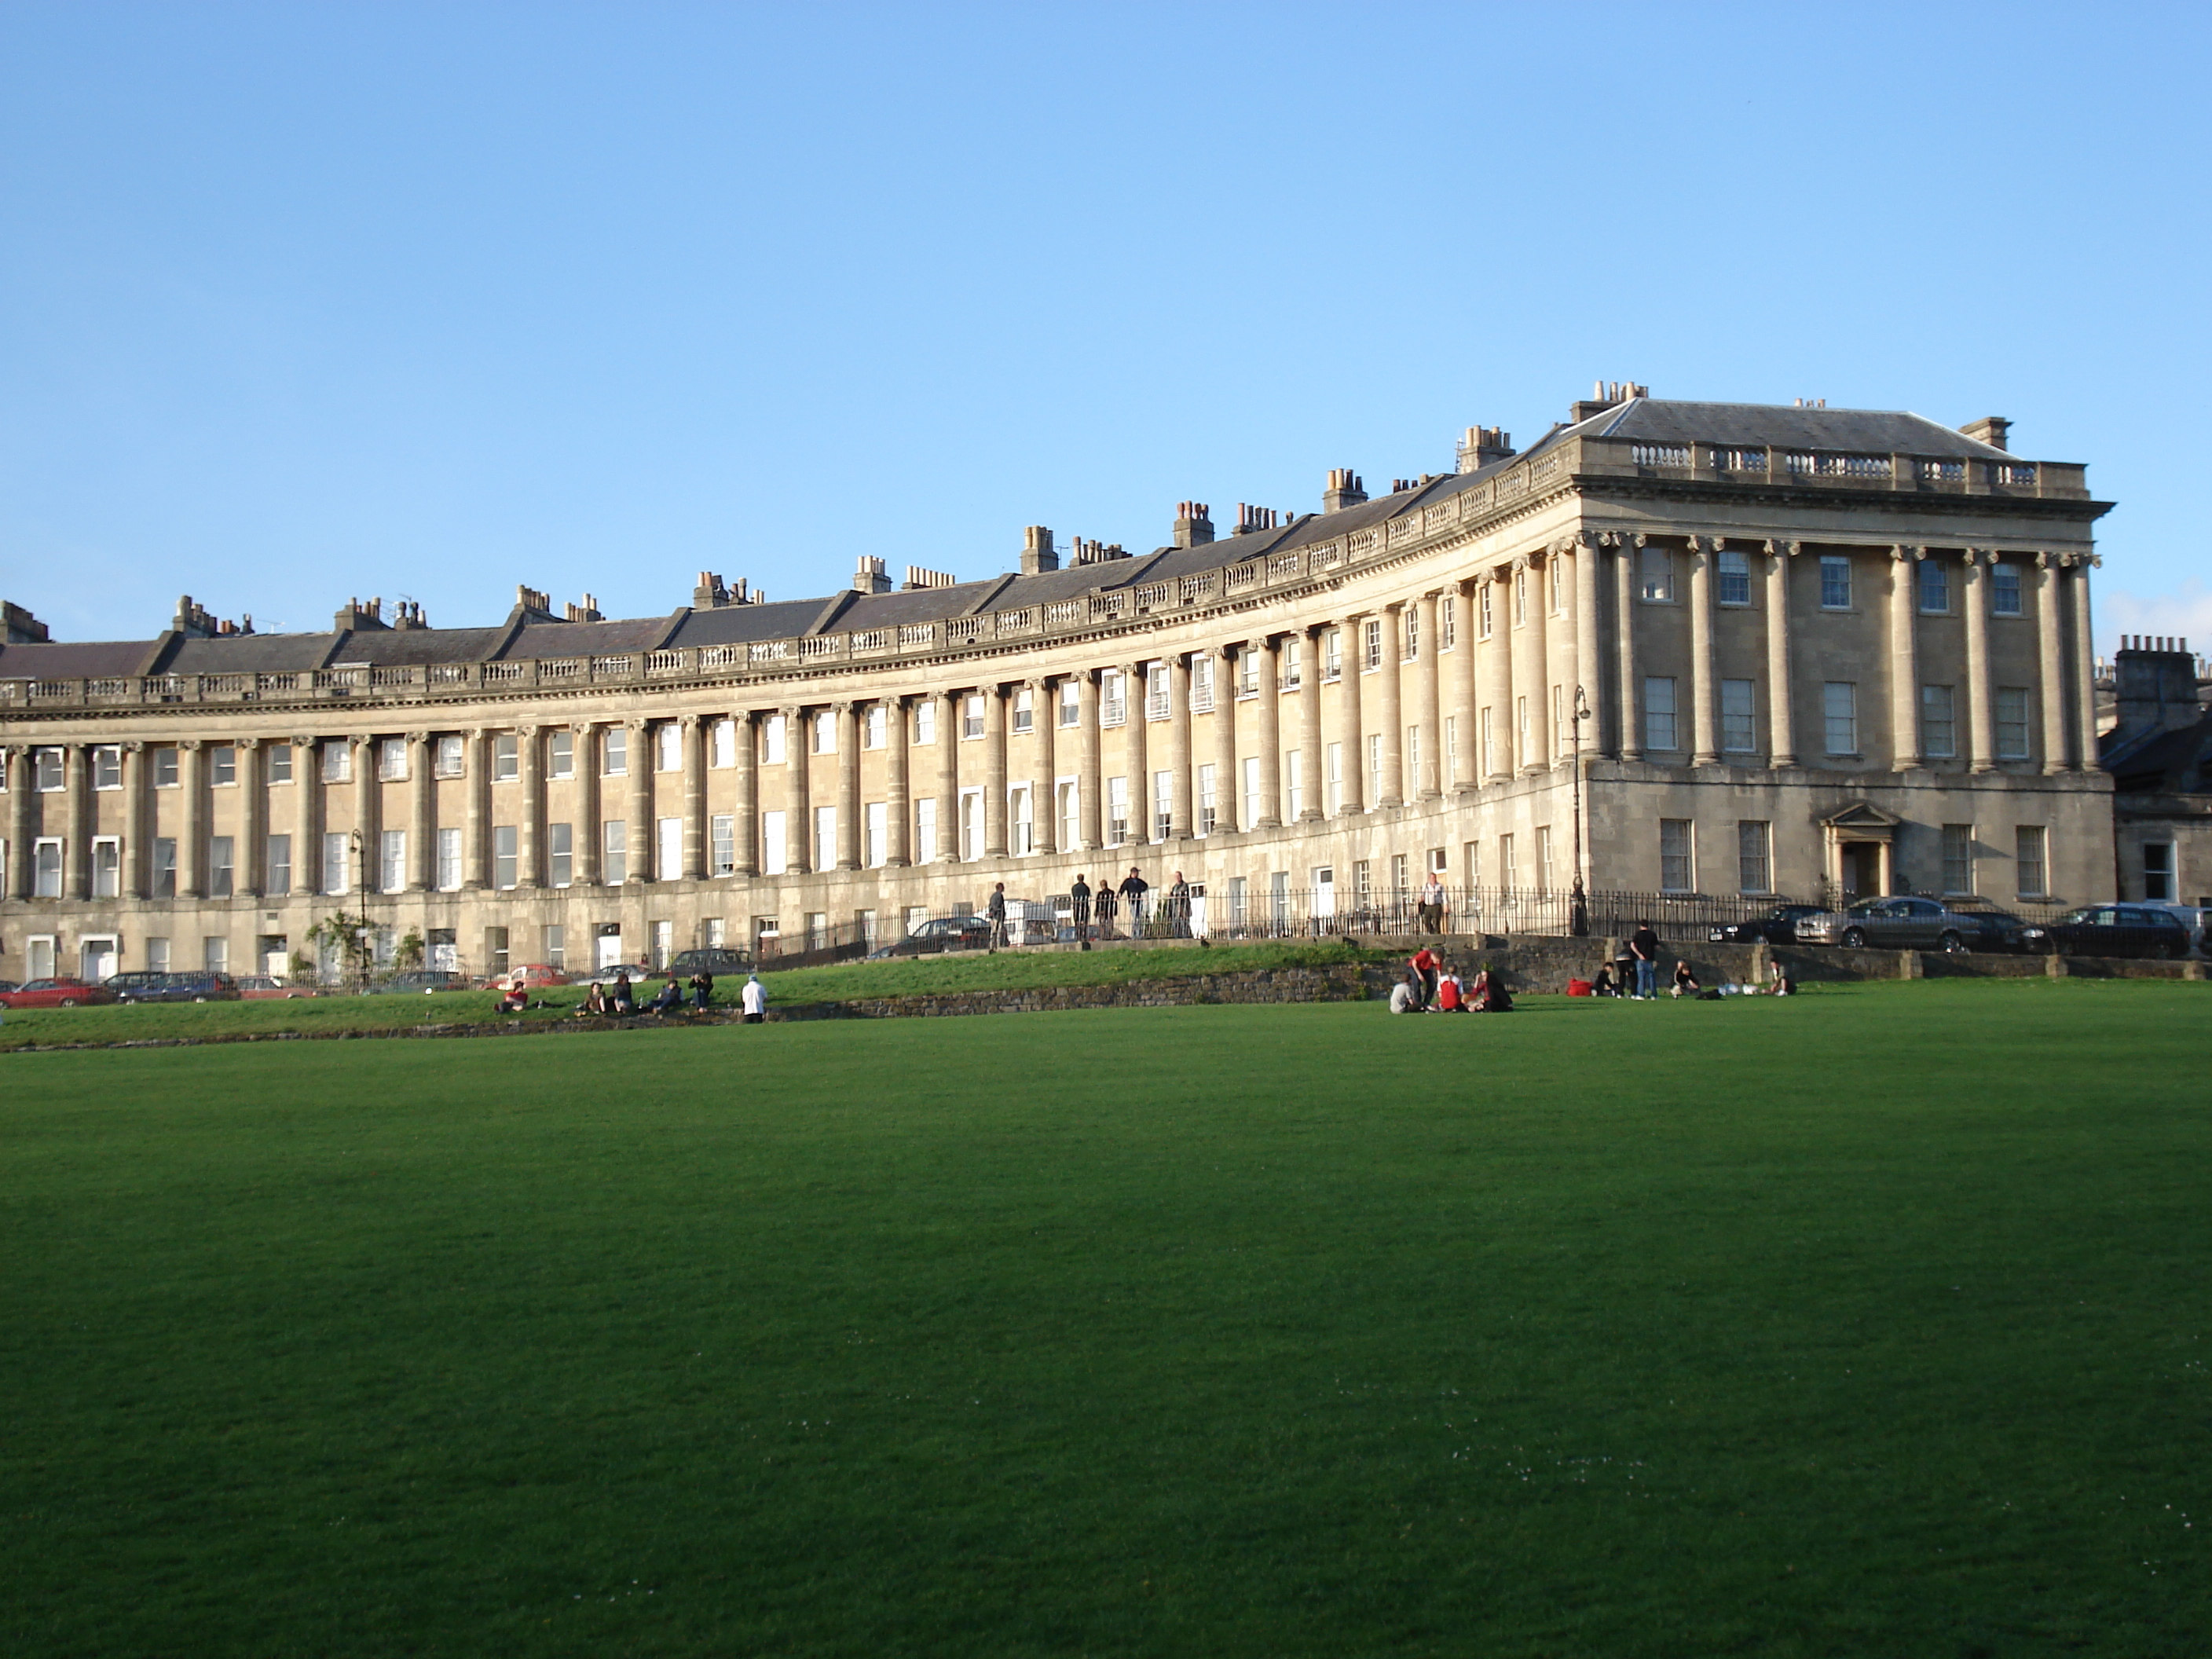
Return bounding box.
[3,980,2207,1656]
[0,941,1394,1049]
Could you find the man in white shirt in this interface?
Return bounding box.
[741,972,767,1024]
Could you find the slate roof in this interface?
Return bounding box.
[1559,397,2016,460]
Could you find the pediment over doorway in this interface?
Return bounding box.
[1822,800,1902,835]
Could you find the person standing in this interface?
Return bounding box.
[1093,878,1119,939]
[987,881,1009,950]
[1418,873,1445,934]
[741,972,767,1023]
[1167,871,1192,938]
[1119,866,1150,936]
[1629,920,1661,1000]
[1410,945,1441,1009]
[1069,873,1093,941]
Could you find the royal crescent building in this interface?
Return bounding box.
[0,388,2116,983]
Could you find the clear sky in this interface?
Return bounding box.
[3,2,2207,653]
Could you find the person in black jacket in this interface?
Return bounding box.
[1166,872,1192,938]
[1119,867,1151,936]
[1094,880,1119,939]
[1629,921,1661,999]
[1070,874,1093,940]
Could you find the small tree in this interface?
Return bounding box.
[302,913,375,987]
[393,930,425,972]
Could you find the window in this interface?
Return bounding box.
[1514,568,1529,626]
[913,800,935,865]
[152,836,178,896]
[1480,706,1494,777]
[1535,826,1553,893]
[910,703,933,746]
[658,817,682,880]
[548,731,574,778]
[1057,781,1079,851]
[1012,690,1033,734]
[1323,631,1342,681]
[1353,859,1372,908]
[1918,558,1950,613]
[320,832,347,895]
[1639,548,1673,602]
[815,806,837,873]
[1010,786,1033,855]
[1445,716,1458,786]
[436,735,465,777]
[1441,596,1457,650]
[1990,561,2023,616]
[85,835,117,899]
[32,837,62,897]
[156,747,181,788]
[1479,584,1495,638]
[1237,652,1258,698]
[602,819,628,884]
[267,834,291,894]
[1408,724,1423,786]
[1362,618,1382,672]
[762,810,787,875]
[1241,756,1260,828]
[1284,750,1303,819]
[602,727,627,776]
[1738,821,1771,894]
[1228,876,1247,924]
[485,927,510,980]
[1059,680,1081,727]
[203,936,229,975]
[1922,685,1957,758]
[205,745,236,787]
[93,745,121,789]
[1152,770,1171,841]
[962,696,984,740]
[1942,825,1974,894]
[712,815,735,876]
[815,711,838,753]
[1192,656,1213,709]
[1516,697,1529,768]
[1403,608,1419,660]
[1499,833,1517,891]
[1718,548,1752,606]
[1393,852,1412,895]
[1280,639,1302,690]
[1549,687,1563,756]
[1996,688,2031,760]
[1324,742,1342,815]
[2015,826,2047,898]
[864,705,887,749]
[1659,819,1694,893]
[1643,677,1678,752]
[141,936,167,975]
[1820,555,1852,609]
[1367,733,1381,801]
[712,719,738,768]
[2144,840,2177,902]
[203,835,236,898]
[656,723,681,771]
[438,827,463,891]
[1722,679,1757,753]
[958,793,980,861]
[865,801,887,867]
[1198,764,1217,834]
[267,745,293,785]
[378,738,407,782]
[544,925,566,969]
[1823,682,1858,755]
[493,734,519,782]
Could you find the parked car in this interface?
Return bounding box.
[235,975,314,999]
[573,960,661,989]
[2018,904,2194,959]
[0,977,118,1009]
[664,948,753,981]
[1708,904,1827,946]
[500,962,574,991]
[0,980,15,994]
[2140,903,2210,956]
[1795,896,2027,953]
[360,970,473,995]
[106,971,242,1003]
[866,916,994,960]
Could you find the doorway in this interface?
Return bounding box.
[79,936,118,983]
[1840,841,1884,901]
[595,925,624,969]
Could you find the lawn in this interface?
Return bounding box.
[2,980,2207,1656]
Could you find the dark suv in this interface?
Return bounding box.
[1708,904,1827,946]
[1795,896,2027,954]
[665,948,753,980]
[2019,905,2192,959]
[107,971,242,1003]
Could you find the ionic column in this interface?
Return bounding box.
[627,720,654,880]
[1168,654,1193,839]
[1518,558,1552,774]
[1679,539,1715,766]
[2,747,29,899]
[1031,680,1056,855]
[2069,559,2100,772]
[291,737,318,895]
[1963,551,1995,773]
[64,743,90,899]
[1481,573,1514,778]
[1254,638,1282,828]
[1572,532,1601,761]
[123,742,150,899]
[463,729,489,888]
[573,723,602,885]
[983,685,1007,858]
[1450,584,1478,788]
[1338,618,1365,815]
[1763,542,1796,767]
[1297,630,1324,819]
[237,738,265,896]
[178,739,207,898]
[407,731,434,889]
[1616,542,1643,762]
[786,707,812,873]
[1889,547,1921,771]
[733,713,760,875]
[933,691,958,862]
[518,725,544,888]
[682,715,707,880]
[1076,672,1101,851]
[884,698,910,866]
[2035,555,2069,774]
[1376,605,1404,807]
[1415,594,1441,799]
[1213,646,1240,833]
[1121,665,1148,841]
[837,702,862,870]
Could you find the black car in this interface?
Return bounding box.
[665,947,753,980]
[866,916,994,960]
[106,970,243,1003]
[2019,904,2193,959]
[1708,904,1826,946]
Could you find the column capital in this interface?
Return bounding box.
[569,719,598,735]
[1961,547,1992,566]
[624,716,651,733]
[181,738,206,753]
[123,739,146,754]
[515,721,540,738]
[1546,533,1576,558]
[1891,543,1925,562]
[1763,538,1800,560]
[405,728,430,745]
[677,712,701,731]
[1574,526,1605,552]
[291,733,317,749]
[1683,533,1715,556]
[236,735,262,752]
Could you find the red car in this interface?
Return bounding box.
[0,977,119,1009]
[502,963,573,991]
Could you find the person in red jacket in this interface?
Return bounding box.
[1409,947,1441,1009]
[1436,969,1464,1013]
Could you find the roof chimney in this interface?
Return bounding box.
[693,570,730,608]
[903,565,958,591]
[2114,636,2203,740]
[1171,504,1214,549]
[1456,427,1514,473]
[1020,526,1060,573]
[332,595,390,633]
[564,595,603,623]
[1322,470,1367,512]
[1234,504,1280,537]
[2,600,51,644]
[853,555,893,594]
[1571,379,1647,423]
[1960,416,2011,452]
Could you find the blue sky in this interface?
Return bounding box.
[3,2,2207,652]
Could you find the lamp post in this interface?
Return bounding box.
[1569,683,1591,937]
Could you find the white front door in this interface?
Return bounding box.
[596,931,623,969]
[1313,866,1335,920]
[80,938,118,982]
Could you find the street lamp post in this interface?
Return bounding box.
[1569,683,1591,937]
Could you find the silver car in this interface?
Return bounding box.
[1795,895,2026,954]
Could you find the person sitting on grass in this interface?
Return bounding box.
[1472,965,1513,1013]
[1389,976,1419,1013]
[689,970,715,1011]
[1671,961,1700,1000]
[1591,963,1618,998]
[497,983,529,1015]
[1769,958,1796,997]
[645,976,684,1015]
[609,972,636,1016]
[1436,969,1464,1012]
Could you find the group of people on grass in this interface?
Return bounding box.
[1390,945,1513,1014]
[1067,867,1195,940]
[1587,921,1794,999]
[497,968,771,1022]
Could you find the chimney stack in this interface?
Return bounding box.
[1960,416,2011,452]
[1456,426,1514,473]
[903,565,958,591]
[1020,526,1060,573]
[564,595,603,623]
[693,571,730,608]
[2,600,51,644]
[1571,379,1647,423]
[1171,504,1214,549]
[2114,636,2203,739]
[1235,504,1280,537]
[331,595,390,633]
[853,555,893,594]
[1322,470,1367,512]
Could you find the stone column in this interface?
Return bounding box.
[1572,533,1601,760]
[1254,639,1282,828]
[573,723,602,885]
[733,713,759,876]
[1118,664,1146,843]
[1077,672,1101,851]
[1376,605,1404,807]
[1450,584,1478,787]
[627,720,654,881]
[1687,540,1719,767]
[785,707,811,874]
[1764,541,1796,767]
[463,729,489,888]
[1415,593,1441,800]
[934,691,958,862]
[3,747,29,899]
[2035,555,2070,774]
[837,702,862,870]
[353,735,382,893]
[884,698,910,866]
[291,737,317,895]
[1518,559,1552,774]
[1616,543,1643,762]
[1213,646,1240,833]
[1481,573,1514,778]
[1889,547,1921,771]
[1963,552,1995,773]
[178,739,207,899]
[1338,618,1365,815]
[237,738,265,896]
[1168,654,1193,840]
[123,742,149,899]
[406,731,434,889]
[683,715,708,880]
[518,725,544,888]
[983,685,1007,858]
[64,743,90,899]
[2068,559,2100,772]
[1031,680,1056,855]
[1298,631,1324,819]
